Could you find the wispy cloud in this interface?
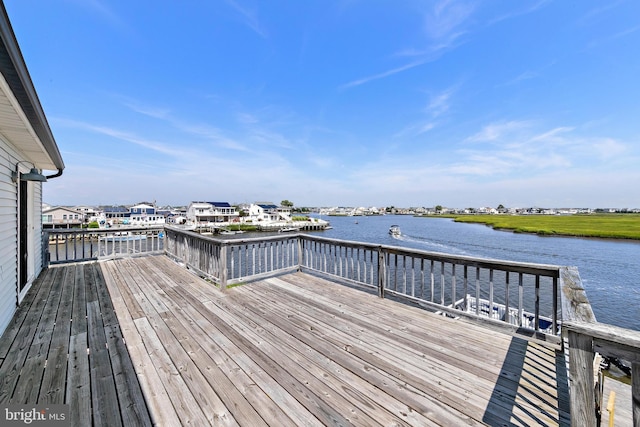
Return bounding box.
[55,118,183,157]
[466,120,532,143]
[340,60,427,89]
[225,0,268,38]
[342,1,475,90]
[488,0,551,26]
[394,86,457,137]
[458,120,632,178]
[426,0,475,43]
[587,25,640,49]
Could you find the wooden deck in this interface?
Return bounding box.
[0,254,582,426]
[0,262,151,426]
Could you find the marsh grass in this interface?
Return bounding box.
[448,214,640,240]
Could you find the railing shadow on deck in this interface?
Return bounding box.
[482,336,571,426]
[44,225,640,426]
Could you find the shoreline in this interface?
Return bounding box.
[416,214,640,242]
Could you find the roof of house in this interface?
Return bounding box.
[190,201,232,208]
[42,206,82,215]
[103,206,129,213]
[0,3,64,172]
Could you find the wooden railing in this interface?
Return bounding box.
[163,226,300,288]
[564,322,640,427]
[44,227,165,264]
[162,227,562,338]
[298,234,562,339]
[561,269,640,427]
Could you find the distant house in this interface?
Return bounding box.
[42,206,84,228]
[103,206,130,224]
[187,201,238,224]
[0,4,65,335]
[248,202,290,222]
[128,202,165,226]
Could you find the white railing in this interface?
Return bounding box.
[44,227,165,263]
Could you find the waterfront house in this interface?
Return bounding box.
[248,202,289,223]
[42,206,84,229]
[103,205,130,225]
[0,3,65,335]
[187,201,238,224]
[128,202,166,226]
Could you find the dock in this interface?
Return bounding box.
[1,254,575,426]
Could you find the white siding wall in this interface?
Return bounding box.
[0,140,19,336]
[0,138,44,337]
[33,178,43,278]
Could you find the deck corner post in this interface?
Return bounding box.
[220,244,228,291]
[377,246,385,298]
[297,235,303,272]
[567,328,597,427]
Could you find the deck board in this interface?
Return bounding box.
[100,255,571,426]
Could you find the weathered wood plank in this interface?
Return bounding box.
[87,299,122,426]
[133,257,274,427]
[102,261,181,426]
[38,265,75,404]
[67,332,91,426]
[8,267,65,404]
[93,262,152,426]
[0,268,52,360]
[245,275,568,426]
[235,282,489,425]
[133,316,211,426]
[215,287,440,426]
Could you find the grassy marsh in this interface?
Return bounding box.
[444,214,640,240]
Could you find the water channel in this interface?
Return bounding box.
[309,214,640,331]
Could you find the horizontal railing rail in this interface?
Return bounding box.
[44,227,165,264]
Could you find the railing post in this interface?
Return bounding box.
[633,362,640,427]
[220,244,228,291]
[377,246,385,298]
[568,329,596,427]
[42,230,50,268]
[297,235,303,272]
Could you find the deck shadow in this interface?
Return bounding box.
[482,336,570,426]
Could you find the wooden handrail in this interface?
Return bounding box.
[563,322,640,427]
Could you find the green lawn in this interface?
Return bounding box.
[444,214,640,240]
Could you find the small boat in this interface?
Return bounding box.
[389,225,401,236]
[279,226,300,232]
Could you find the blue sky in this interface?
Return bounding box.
[6,0,640,208]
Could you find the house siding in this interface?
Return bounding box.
[33,178,42,277]
[0,140,19,335]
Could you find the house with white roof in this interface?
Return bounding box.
[187,201,238,224]
[248,202,291,223]
[128,202,166,226]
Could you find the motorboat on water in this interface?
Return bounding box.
[389,225,401,236]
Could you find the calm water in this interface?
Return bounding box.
[310,214,640,331]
